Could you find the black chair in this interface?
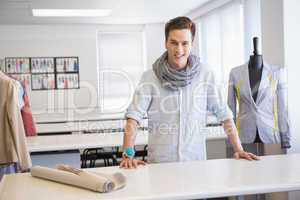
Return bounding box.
[113,145,148,165]
[81,148,117,168]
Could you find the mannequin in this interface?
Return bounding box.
[228,36,290,147]
[248,37,263,144]
[248,37,263,102]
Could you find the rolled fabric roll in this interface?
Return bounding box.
[31,165,126,193]
[92,171,127,190]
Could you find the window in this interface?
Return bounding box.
[97,32,146,113]
[198,0,245,88]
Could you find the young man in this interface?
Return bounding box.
[120,16,259,169]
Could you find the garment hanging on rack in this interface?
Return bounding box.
[0,71,32,178]
[17,81,24,108]
[16,81,37,137]
[21,90,37,137]
[5,76,37,137]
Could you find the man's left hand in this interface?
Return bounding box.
[234,151,260,161]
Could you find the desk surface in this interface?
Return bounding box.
[33,111,126,123]
[33,110,220,134]
[1,154,300,200]
[26,131,148,153]
[26,130,226,153]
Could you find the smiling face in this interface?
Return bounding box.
[165,29,193,70]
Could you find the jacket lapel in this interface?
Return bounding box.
[256,63,271,104]
[242,64,257,107]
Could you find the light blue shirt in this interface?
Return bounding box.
[17,82,24,109]
[126,64,233,163]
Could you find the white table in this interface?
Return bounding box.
[33,111,126,124]
[33,109,219,134]
[0,181,3,197]
[26,129,227,167]
[27,131,149,168]
[27,131,149,153]
[27,129,226,153]
[1,154,300,200]
[33,111,148,134]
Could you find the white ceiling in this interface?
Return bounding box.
[0,0,210,24]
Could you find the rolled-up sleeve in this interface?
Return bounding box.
[277,67,291,148]
[228,69,237,122]
[125,72,153,125]
[207,71,233,122]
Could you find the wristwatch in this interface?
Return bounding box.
[122,147,135,158]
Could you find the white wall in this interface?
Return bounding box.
[0,24,144,114]
[243,0,261,58]
[0,25,97,113]
[284,0,300,153]
[284,1,300,197]
[144,23,165,69]
[259,1,300,198]
[260,0,285,66]
[284,1,300,199]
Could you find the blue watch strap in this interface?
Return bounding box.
[124,147,135,158]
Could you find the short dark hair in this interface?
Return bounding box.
[165,16,196,41]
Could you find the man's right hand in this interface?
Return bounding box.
[119,156,146,169]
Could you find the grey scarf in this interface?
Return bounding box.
[153,51,201,91]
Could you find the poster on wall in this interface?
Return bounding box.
[56,57,79,72]
[31,57,55,73]
[5,57,30,73]
[56,73,79,89]
[31,74,55,90]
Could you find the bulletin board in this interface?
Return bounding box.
[4,56,80,90]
